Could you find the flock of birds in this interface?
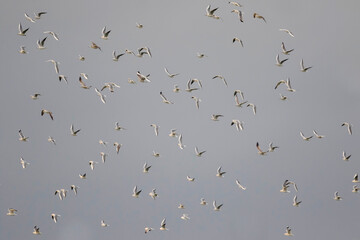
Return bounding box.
[3,1,359,239]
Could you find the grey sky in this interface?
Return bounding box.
[1,0,360,239]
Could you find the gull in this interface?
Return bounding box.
[101,82,120,92]
[190,78,203,88]
[128,78,136,84]
[233,37,243,46]
[195,146,206,157]
[48,136,56,145]
[149,189,158,200]
[253,13,266,22]
[70,124,81,136]
[18,23,29,36]
[231,9,243,22]
[95,88,106,104]
[293,195,302,207]
[334,191,342,200]
[136,22,143,28]
[256,142,269,155]
[89,161,98,170]
[200,198,207,205]
[137,47,152,58]
[20,157,30,169]
[187,176,195,182]
[300,131,313,141]
[51,213,60,223]
[44,31,59,40]
[246,103,256,115]
[112,51,125,61]
[55,190,64,200]
[79,173,86,179]
[341,122,352,135]
[268,142,279,152]
[164,67,180,78]
[90,42,101,51]
[152,150,160,157]
[280,93,287,100]
[211,114,223,121]
[342,151,351,161]
[160,91,174,104]
[216,166,226,177]
[229,1,242,7]
[34,12,47,19]
[281,42,294,55]
[178,204,185,209]
[80,73,88,80]
[114,142,122,154]
[19,46,27,54]
[235,180,246,190]
[101,220,109,227]
[132,185,142,198]
[213,201,223,211]
[160,218,168,231]
[231,119,243,131]
[181,214,190,220]
[313,130,325,138]
[178,134,185,149]
[352,185,359,193]
[145,227,153,234]
[101,26,111,40]
[100,152,107,163]
[213,75,228,86]
[31,93,41,100]
[60,189,68,198]
[136,71,151,83]
[18,129,29,142]
[173,85,180,93]
[115,122,126,131]
[234,90,247,107]
[185,79,199,92]
[79,55,85,61]
[300,59,312,72]
[150,124,159,136]
[24,13,35,23]
[7,208,17,216]
[37,37,47,49]
[143,162,151,173]
[284,226,293,236]
[169,129,177,137]
[285,78,296,92]
[279,29,295,38]
[197,52,207,58]
[191,96,201,109]
[41,109,54,120]
[276,54,288,66]
[46,59,60,74]
[274,79,286,89]
[206,5,220,19]
[280,180,298,193]
[70,185,79,195]
[125,49,135,55]
[58,75,68,84]
[353,174,359,183]
[33,226,41,235]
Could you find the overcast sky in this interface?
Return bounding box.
[1,0,360,239]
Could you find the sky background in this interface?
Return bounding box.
[1,0,360,239]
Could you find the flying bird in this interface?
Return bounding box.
[234,90,247,107]
[180,214,190,220]
[281,42,294,55]
[100,152,107,163]
[101,220,109,227]
[276,54,288,66]
[46,59,60,74]
[246,103,256,115]
[112,51,125,61]
[279,29,295,37]
[353,174,359,183]
[34,12,47,19]
[200,198,207,205]
[253,13,266,22]
[37,37,47,49]
[341,122,352,135]
[150,124,159,136]
[144,227,153,234]
[293,195,302,207]
[95,88,106,104]
[24,13,35,23]
[256,142,269,155]
[31,93,41,100]
[58,75,68,84]
[195,146,206,157]
[268,142,279,152]
[70,124,81,136]
[160,218,168,230]
[211,114,223,121]
[152,150,160,157]
[48,136,56,145]
[132,185,142,198]
[228,1,242,7]
[334,191,342,200]
[284,226,293,236]
[300,131,313,141]
[169,129,177,137]
[231,9,243,22]
[206,5,220,19]
[41,109,54,120]
[164,67,180,78]
[185,79,199,92]
[352,185,359,193]
[33,226,41,235]
[79,173,86,179]
[7,208,17,216]
[18,129,29,142]
[231,119,243,131]
[18,23,29,36]
[90,42,101,51]
[70,185,79,195]
[44,31,59,40]
[136,71,151,83]
[213,201,223,211]
[313,130,325,138]
[89,161,98,170]
[101,26,111,40]
[279,93,287,100]
[136,22,143,28]
[115,122,126,131]
[114,142,122,154]
[342,151,351,161]
[300,59,312,72]
[20,157,30,169]
[160,91,174,104]
[143,162,152,173]
[232,37,243,47]
[235,179,246,190]
[51,213,61,223]
[216,166,226,177]
[173,85,180,93]
[19,46,27,54]
[178,134,185,150]
[191,96,201,109]
[212,75,228,86]
[149,189,158,200]
[187,176,195,182]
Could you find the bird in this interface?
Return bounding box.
[101,26,111,40]
[293,195,302,207]
[79,76,92,89]
[132,186,142,198]
[160,218,168,230]
[164,67,180,78]
[197,52,207,58]
[178,204,185,209]
[79,173,86,179]
[160,91,174,104]
[18,23,29,36]
[234,90,247,107]
[41,109,54,120]
[152,150,160,157]
[211,114,223,121]
[20,157,30,169]
[256,142,268,155]
[279,93,287,100]
[216,167,226,177]
[95,88,106,104]
[136,22,143,28]
[115,122,126,131]
[24,13,35,23]
[169,129,177,137]
[213,201,223,211]
[334,191,342,200]
[137,47,152,58]
[284,226,293,236]
[7,208,17,216]
[114,142,122,154]
[353,174,359,183]
[253,13,266,22]
[18,129,29,142]
[173,85,180,93]
[185,79,199,92]
[200,198,207,205]
[48,136,56,145]
[231,9,243,22]
[191,96,201,109]
[51,213,60,223]
[150,124,159,136]
[181,214,190,220]
[276,54,288,66]
[212,75,228,86]
[246,103,256,115]
[60,189,68,198]
[44,31,59,40]
[187,176,195,182]
[178,134,185,149]
[232,37,243,47]
[144,227,153,234]
[55,190,64,200]
[228,1,242,7]
[90,42,101,51]
[231,119,243,131]
[70,185,79,195]
[300,132,313,141]
[37,37,47,49]
[313,130,325,138]
[33,226,41,235]
[58,75,68,84]
[143,162,151,173]
[136,71,151,83]
[80,73,89,79]
[190,78,203,88]
[268,142,279,152]
[70,124,81,136]
[235,179,246,190]
[280,180,298,193]
[149,189,158,200]
[281,42,294,55]
[100,152,107,163]
[89,161,98,170]
[101,220,109,227]
[352,185,359,193]
[342,151,351,161]
[99,140,108,146]
[206,5,220,19]
[34,12,47,19]
[279,29,295,37]
[300,59,312,72]
[101,82,120,93]
[341,122,352,135]
[112,51,125,61]
[79,55,85,61]
[31,93,41,100]
[19,46,27,54]
[195,147,206,157]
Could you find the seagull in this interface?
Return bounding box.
[352,185,359,193]
[285,78,296,92]
[178,134,185,149]
[216,166,226,177]
[150,124,159,136]
[18,129,29,142]
[34,12,47,19]
[279,29,295,38]
[51,213,61,223]
[125,49,135,55]
[46,59,60,74]
[44,31,59,40]
[33,226,41,235]
[281,42,294,55]
[274,80,287,90]
[181,214,190,220]
[101,220,109,227]
[195,146,206,157]
[173,85,180,93]
[18,23,29,36]
[300,132,313,141]
[149,189,158,200]
[353,174,359,183]
[185,79,199,92]
[114,122,126,131]
[31,93,41,100]
[276,54,288,66]
[187,176,195,182]
[197,52,207,58]
[300,59,312,72]
[101,82,120,93]
[234,90,247,107]
[246,103,256,115]
[20,157,30,169]
[200,198,207,205]
[164,67,180,78]
[334,191,342,200]
[79,55,85,61]
[213,201,223,211]
[279,93,287,100]
[136,71,151,83]
[99,140,107,146]
[191,96,201,109]
[48,136,56,145]
[160,218,168,230]
[112,51,125,61]
[211,114,223,121]
[169,129,177,137]
[7,208,17,216]
[253,13,266,22]
[229,1,242,7]
[284,226,293,236]
[235,180,246,190]
[280,180,298,193]
[41,109,54,120]
[132,185,142,198]
[136,22,143,28]
[231,9,243,22]
[89,161,98,170]
[70,124,81,136]
[101,26,111,40]
[342,151,351,161]
[152,150,160,157]
[178,204,185,209]
[206,5,220,19]
[80,72,89,79]
[144,227,153,234]
[160,91,174,104]
[293,195,302,207]
[232,37,243,47]
[55,190,64,200]
[212,75,228,86]
[313,130,325,138]
[128,78,136,84]
[58,75,68,84]
[24,13,35,23]
[231,119,243,131]
[341,122,352,135]
[137,47,152,58]
[256,142,269,155]
[114,142,122,154]
[95,88,106,104]
[37,37,47,49]
[79,173,86,179]
[90,42,101,51]
[60,189,67,198]
[70,185,79,195]
[19,46,27,54]
[143,162,151,173]
[268,142,279,152]
[100,152,107,163]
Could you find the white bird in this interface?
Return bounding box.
[136,22,143,28]
[79,76,92,89]
[37,37,47,49]
[152,150,160,157]
[280,93,287,100]
[234,90,247,107]
[19,46,27,54]
[132,185,142,198]
[33,226,41,235]
[137,47,152,58]
[24,13,35,23]
[89,161,98,170]
[101,26,111,40]
[268,142,279,152]
[112,51,125,61]
[190,78,203,88]
[281,42,294,55]
[187,176,195,182]
[99,140,108,146]
[164,67,180,78]
[41,109,54,120]
[143,162,151,173]
[55,190,64,200]
[149,189,158,200]
[211,114,223,121]
[31,93,41,100]
[213,201,223,211]
[114,142,122,154]
[173,85,180,93]
[279,28,295,37]
[34,12,47,19]
[79,173,86,179]
[46,59,60,74]
[300,132,313,141]
[115,122,126,131]
[7,208,17,216]
[232,37,243,47]
[20,157,30,169]
[70,124,81,136]
[353,173,359,183]
[144,227,153,234]
[191,96,201,109]
[253,13,266,22]
[246,103,256,115]
[342,151,351,161]
[136,71,151,83]
[185,79,199,92]
[197,52,207,58]
[284,226,293,236]
[18,23,29,36]
[90,42,101,51]
[352,185,359,193]
[200,198,207,205]
[341,122,352,135]
[313,130,325,138]
[44,31,59,40]
[160,91,174,104]
[334,191,342,200]
[150,124,159,136]
[216,166,226,177]
[70,185,79,195]
[206,5,220,19]
[293,195,302,207]
[48,136,56,145]
[60,189,67,198]
[231,119,244,131]
[101,220,109,227]
[212,75,228,86]
[100,152,107,163]
[101,82,120,93]
[229,1,242,7]
[160,218,168,230]
[300,59,312,72]
[95,88,106,104]
[178,134,185,149]
[169,129,177,137]
[256,142,269,155]
[235,179,246,190]
[180,214,190,220]
[178,204,185,209]
[276,54,288,66]
[231,9,243,22]
[195,147,206,157]
[58,75,68,84]
[79,55,85,61]
[18,129,29,142]
[280,180,298,193]
[51,213,61,223]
